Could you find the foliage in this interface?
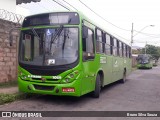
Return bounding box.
[0,93,39,105]
[0,94,16,105]
[141,45,160,60]
[132,49,143,54]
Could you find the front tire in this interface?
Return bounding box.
[92,74,101,98]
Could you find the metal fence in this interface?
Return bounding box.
[0,9,24,24]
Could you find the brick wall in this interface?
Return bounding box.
[0,19,19,83]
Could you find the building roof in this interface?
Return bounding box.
[16,0,41,5]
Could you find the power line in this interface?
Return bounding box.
[134,35,160,39]
[112,33,130,42]
[52,0,70,11]
[133,30,160,36]
[62,0,79,11]
[134,39,160,44]
[79,0,131,32]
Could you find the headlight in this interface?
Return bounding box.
[69,74,74,78]
[61,70,80,83]
[21,75,27,80]
[65,78,70,83]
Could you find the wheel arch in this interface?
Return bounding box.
[96,69,104,87]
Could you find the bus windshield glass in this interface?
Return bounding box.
[19,27,78,66]
[137,55,150,64]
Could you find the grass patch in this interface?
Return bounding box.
[0,94,16,105]
[0,80,17,88]
[0,93,39,105]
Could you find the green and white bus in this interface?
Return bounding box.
[12,11,132,98]
[137,54,153,69]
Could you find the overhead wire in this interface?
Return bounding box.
[133,30,160,36]
[52,0,70,11]
[62,0,79,11]
[79,0,131,32]
[78,0,132,43]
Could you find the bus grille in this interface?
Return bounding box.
[32,78,59,81]
[34,85,54,91]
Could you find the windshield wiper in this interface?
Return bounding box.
[31,27,40,40]
[50,25,64,52]
[62,28,69,58]
[50,18,71,53]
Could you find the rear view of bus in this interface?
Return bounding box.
[18,12,82,96]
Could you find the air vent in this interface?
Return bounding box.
[34,85,54,91]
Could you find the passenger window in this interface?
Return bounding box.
[117,40,119,56]
[110,37,113,55]
[119,41,122,57]
[105,34,111,55]
[123,44,126,57]
[96,29,103,53]
[125,45,128,57]
[121,43,124,57]
[129,47,131,58]
[82,27,95,61]
[113,38,117,56]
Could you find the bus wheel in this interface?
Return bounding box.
[92,74,101,98]
[120,70,126,83]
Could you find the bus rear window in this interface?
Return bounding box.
[22,12,80,27]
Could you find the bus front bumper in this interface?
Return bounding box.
[18,77,81,97]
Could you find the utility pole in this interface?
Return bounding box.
[131,23,134,46]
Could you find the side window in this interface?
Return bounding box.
[117,40,119,56]
[110,37,113,55]
[129,47,131,58]
[113,38,117,56]
[121,43,124,57]
[119,41,122,57]
[105,34,111,55]
[96,29,103,53]
[83,28,94,54]
[127,46,131,58]
[123,44,126,57]
[125,45,128,57]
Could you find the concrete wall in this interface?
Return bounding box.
[0,19,19,83]
[0,0,16,13]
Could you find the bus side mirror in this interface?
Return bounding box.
[82,26,88,39]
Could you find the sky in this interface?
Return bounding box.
[16,0,160,47]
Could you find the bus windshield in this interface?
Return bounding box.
[19,27,78,66]
[137,55,150,64]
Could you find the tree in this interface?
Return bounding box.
[142,45,160,60]
[132,49,143,54]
